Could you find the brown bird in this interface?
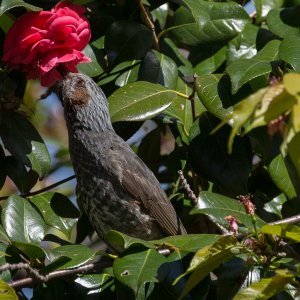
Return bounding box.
[57,72,186,241]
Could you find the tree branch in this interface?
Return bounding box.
[0,175,76,201]
[3,261,112,289]
[135,0,159,50]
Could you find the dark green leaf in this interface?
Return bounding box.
[189,113,252,196]
[0,112,51,178]
[30,192,78,239]
[0,0,41,16]
[169,1,250,45]
[151,3,169,29]
[1,195,46,244]
[191,191,265,232]
[106,230,155,250]
[108,81,176,122]
[77,44,103,77]
[46,245,97,270]
[194,46,226,76]
[233,269,294,300]
[263,194,287,218]
[11,241,45,259]
[105,21,152,66]
[279,36,300,72]
[113,249,166,295]
[268,155,296,199]
[138,50,178,89]
[0,13,13,33]
[226,40,280,93]
[115,60,140,87]
[266,6,300,39]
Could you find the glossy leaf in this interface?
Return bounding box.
[169,1,250,45]
[46,245,97,270]
[227,23,259,63]
[1,195,46,244]
[178,236,240,298]
[263,194,287,218]
[233,269,294,300]
[191,191,265,232]
[279,36,300,72]
[227,40,280,93]
[138,50,178,89]
[268,155,296,199]
[108,81,176,122]
[0,0,40,16]
[75,273,112,289]
[113,249,166,295]
[0,112,51,178]
[254,0,284,22]
[30,192,78,239]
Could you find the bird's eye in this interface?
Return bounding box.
[76,79,85,87]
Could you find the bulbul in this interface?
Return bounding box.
[57,72,186,240]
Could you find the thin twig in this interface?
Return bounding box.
[178,170,197,205]
[0,175,76,201]
[5,261,112,289]
[268,214,300,225]
[189,74,198,122]
[135,0,160,50]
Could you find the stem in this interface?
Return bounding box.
[135,0,160,51]
[0,175,76,201]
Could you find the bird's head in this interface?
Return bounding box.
[56,72,113,131]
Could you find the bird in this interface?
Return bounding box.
[57,72,186,241]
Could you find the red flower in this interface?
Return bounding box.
[2,1,91,86]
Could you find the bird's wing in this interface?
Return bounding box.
[109,136,186,236]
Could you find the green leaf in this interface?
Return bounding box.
[254,0,284,23]
[106,230,155,250]
[226,40,280,93]
[263,194,287,218]
[233,269,294,300]
[156,234,221,252]
[268,155,296,199]
[0,280,18,300]
[195,74,232,120]
[0,112,51,178]
[194,46,226,76]
[11,241,45,259]
[46,245,97,270]
[266,6,300,39]
[191,191,265,232]
[178,236,240,298]
[113,249,166,295]
[75,273,111,289]
[227,23,259,63]
[77,44,103,77]
[261,224,300,242]
[115,60,140,87]
[138,50,178,89]
[151,3,169,29]
[279,36,300,72]
[30,193,78,239]
[1,195,46,244]
[169,1,250,45]
[0,13,13,32]
[105,21,152,66]
[0,0,41,16]
[108,81,176,122]
[0,224,10,244]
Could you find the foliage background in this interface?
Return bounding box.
[1,0,300,299]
